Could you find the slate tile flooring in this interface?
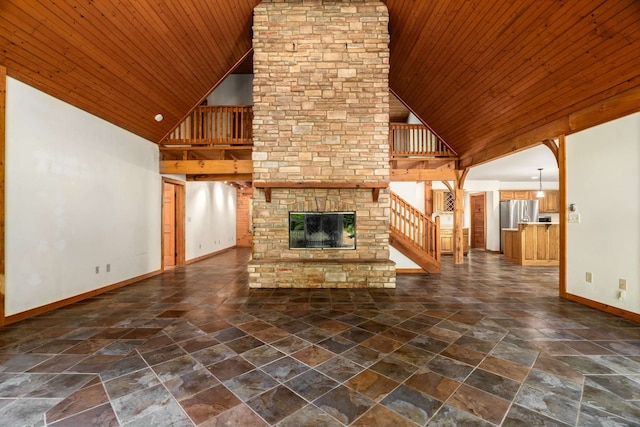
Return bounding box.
[1,248,640,426]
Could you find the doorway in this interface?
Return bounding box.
[470,193,486,249]
[162,178,185,269]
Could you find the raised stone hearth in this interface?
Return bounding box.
[248,0,395,288]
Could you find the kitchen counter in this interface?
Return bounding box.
[503,223,559,266]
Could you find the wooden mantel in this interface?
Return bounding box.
[253,182,389,203]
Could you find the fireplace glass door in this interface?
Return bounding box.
[289,212,356,249]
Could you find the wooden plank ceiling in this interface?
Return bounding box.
[1,0,639,168]
[0,0,258,143]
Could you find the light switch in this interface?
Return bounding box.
[568,213,580,223]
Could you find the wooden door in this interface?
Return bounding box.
[162,182,177,267]
[470,193,486,249]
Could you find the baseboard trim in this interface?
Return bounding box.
[2,269,162,326]
[564,292,640,323]
[185,246,237,265]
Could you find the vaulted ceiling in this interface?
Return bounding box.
[1,0,639,168]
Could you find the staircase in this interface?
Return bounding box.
[389,192,441,273]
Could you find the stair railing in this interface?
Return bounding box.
[390,191,440,261]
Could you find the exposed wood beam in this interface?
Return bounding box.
[542,139,559,166]
[459,85,640,169]
[187,174,253,182]
[0,66,5,324]
[160,160,253,175]
[456,168,469,190]
[391,169,458,181]
[441,181,454,193]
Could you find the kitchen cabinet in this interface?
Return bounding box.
[541,190,559,213]
[532,190,559,213]
[500,190,559,213]
[440,228,469,255]
[503,223,559,266]
[500,191,530,201]
[433,190,454,213]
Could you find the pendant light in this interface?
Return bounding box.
[536,168,544,197]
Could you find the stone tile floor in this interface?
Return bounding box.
[1,248,640,426]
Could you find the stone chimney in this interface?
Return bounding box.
[248,0,395,288]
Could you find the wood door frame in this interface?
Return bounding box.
[161,178,185,270]
[469,192,486,250]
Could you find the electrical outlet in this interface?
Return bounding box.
[619,279,627,291]
[618,290,626,301]
[106,264,111,273]
[95,266,99,274]
[585,272,593,283]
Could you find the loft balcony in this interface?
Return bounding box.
[159,105,458,180]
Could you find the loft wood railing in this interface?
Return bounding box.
[163,105,253,145]
[390,191,440,264]
[390,123,457,158]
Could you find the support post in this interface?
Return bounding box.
[424,181,433,216]
[558,135,567,298]
[453,169,468,264]
[453,188,464,264]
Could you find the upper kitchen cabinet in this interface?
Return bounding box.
[499,190,560,213]
[433,190,455,213]
[535,190,560,213]
[499,191,530,200]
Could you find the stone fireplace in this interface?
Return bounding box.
[248,0,396,288]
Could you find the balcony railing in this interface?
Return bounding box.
[161,107,457,167]
[163,105,253,146]
[389,123,457,159]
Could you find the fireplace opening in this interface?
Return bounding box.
[289,212,356,249]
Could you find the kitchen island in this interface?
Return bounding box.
[503,222,559,266]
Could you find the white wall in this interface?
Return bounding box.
[185,182,237,260]
[5,78,161,316]
[207,74,253,105]
[566,112,640,314]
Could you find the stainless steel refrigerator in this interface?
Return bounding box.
[499,199,539,253]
